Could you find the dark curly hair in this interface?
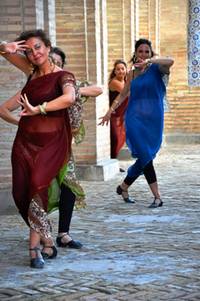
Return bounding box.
[16,29,51,48]
[130,38,154,64]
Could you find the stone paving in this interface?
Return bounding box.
[0,145,200,301]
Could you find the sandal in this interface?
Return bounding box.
[56,233,83,249]
[41,245,57,260]
[116,185,135,203]
[30,247,45,269]
[148,198,163,208]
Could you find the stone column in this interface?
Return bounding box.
[55,0,119,180]
[147,0,160,52]
[43,0,56,46]
[74,0,119,180]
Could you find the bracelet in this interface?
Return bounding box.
[110,106,115,113]
[0,41,7,54]
[145,58,151,64]
[39,102,47,115]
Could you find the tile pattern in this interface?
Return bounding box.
[188,0,200,86]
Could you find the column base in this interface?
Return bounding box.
[0,160,120,214]
[76,159,119,181]
[165,133,200,144]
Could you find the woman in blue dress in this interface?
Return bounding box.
[99,39,174,208]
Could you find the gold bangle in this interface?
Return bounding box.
[145,58,151,64]
[0,41,7,54]
[39,102,47,115]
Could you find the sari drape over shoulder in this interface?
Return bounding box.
[11,71,75,223]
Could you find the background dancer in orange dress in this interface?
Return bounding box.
[108,59,128,159]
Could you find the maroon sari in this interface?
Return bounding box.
[11,71,74,225]
[109,90,128,158]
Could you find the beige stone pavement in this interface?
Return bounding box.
[0,144,200,301]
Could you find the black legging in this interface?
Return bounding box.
[58,184,75,233]
[124,160,157,186]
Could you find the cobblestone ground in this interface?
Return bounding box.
[0,145,200,301]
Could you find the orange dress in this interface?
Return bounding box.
[109,90,128,158]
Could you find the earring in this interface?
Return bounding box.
[48,56,55,72]
[48,56,53,66]
[133,54,137,63]
[29,63,34,74]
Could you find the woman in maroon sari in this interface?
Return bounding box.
[0,30,76,268]
[109,59,128,159]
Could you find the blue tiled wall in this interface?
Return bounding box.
[188,0,200,86]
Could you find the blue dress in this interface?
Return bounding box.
[125,64,166,178]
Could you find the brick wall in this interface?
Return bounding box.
[55,0,111,164]
[159,0,200,137]
[0,0,38,189]
[137,0,200,139]
[107,0,133,72]
[0,0,200,191]
[0,0,56,190]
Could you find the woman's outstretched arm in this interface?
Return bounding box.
[80,85,103,97]
[0,41,31,75]
[98,70,132,126]
[0,91,21,125]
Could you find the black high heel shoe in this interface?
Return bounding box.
[30,247,45,269]
[41,245,57,260]
[148,198,163,208]
[56,234,83,249]
[116,185,135,203]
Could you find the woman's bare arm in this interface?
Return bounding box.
[109,78,125,93]
[19,85,76,116]
[80,85,103,97]
[0,91,21,125]
[134,57,174,74]
[0,41,31,75]
[98,71,132,126]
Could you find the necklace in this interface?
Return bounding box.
[34,62,56,78]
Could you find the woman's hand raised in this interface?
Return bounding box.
[98,110,112,126]
[3,40,29,54]
[18,94,40,116]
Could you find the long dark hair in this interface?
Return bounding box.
[130,38,154,64]
[109,59,127,83]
